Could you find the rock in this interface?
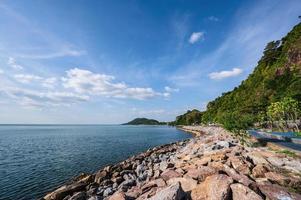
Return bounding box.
[153,170,161,178]
[160,161,174,171]
[103,187,113,197]
[87,196,102,200]
[167,177,197,192]
[252,164,269,178]
[230,183,263,200]
[126,186,142,199]
[223,165,254,186]
[245,152,269,165]
[264,172,291,186]
[228,156,250,175]
[208,161,224,171]
[95,170,108,183]
[185,166,216,181]
[148,182,186,200]
[136,164,146,175]
[44,182,87,200]
[209,152,227,162]
[161,169,182,181]
[258,183,301,200]
[68,192,86,200]
[108,191,127,200]
[191,174,233,200]
[120,179,136,188]
[267,157,285,167]
[194,156,211,166]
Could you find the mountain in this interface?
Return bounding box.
[173,22,301,126]
[123,118,166,125]
[170,109,203,126]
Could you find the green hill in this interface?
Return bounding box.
[170,109,203,126]
[202,22,301,126]
[173,23,301,127]
[123,118,165,125]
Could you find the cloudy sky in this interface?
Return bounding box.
[0,0,300,124]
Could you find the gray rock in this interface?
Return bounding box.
[87,196,102,200]
[136,164,145,175]
[103,187,113,197]
[148,182,186,200]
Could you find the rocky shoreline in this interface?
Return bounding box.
[41,126,301,200]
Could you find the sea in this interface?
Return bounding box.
[0,125,191,200]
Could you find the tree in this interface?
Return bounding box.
[267,97,300,131]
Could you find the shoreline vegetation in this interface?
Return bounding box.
[41,126,301,200]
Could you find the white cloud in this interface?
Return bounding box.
[0,69,4,74]
[208,16,219,22]
[14,74,42,83]
[7,57,23,70]
[189,32,204,44]
[18,48,85,60]
[2,87,89,108]
[62,68,169,100]
[42,77,57,89]
[164,86,179,92]
[209,68,243,80]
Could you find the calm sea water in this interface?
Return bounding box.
[0,125,191,200]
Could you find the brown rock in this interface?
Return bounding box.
[191,174,233,200]
[245,152,269,165]
[252,164,269,178]
[228,156,250,175]
[44,182,87,200]
[208,161,224,171]
[95,170,108,183]
[185,166,216,182]
[148,182,186,200]
[194,156,211,166]
[141,178,166,193]
[108,191,127,200]
[210,152,227,162]
[161,169,182,181]
[167,177,197,192]
[264,172,291,186]
[230,183,263,200]
[258,183,301,200]
[223,165,254,186]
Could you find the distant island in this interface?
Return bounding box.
[123,118,167,125]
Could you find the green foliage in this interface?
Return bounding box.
[199,23,301,129]
[171,109,203,125]
[267,97,300,131]
[123,118,165,125]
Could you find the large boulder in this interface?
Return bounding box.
[185,166,216,181]
[161,169,182,181]
[230,183,263,200]
[108,191,127,200]
[258,183,301,200]
[222,165,254,186]
[44,182,87,200]
[251,164,269,178]
[148,182,186,200]
[191,174,233,200]
[167,177,197,192]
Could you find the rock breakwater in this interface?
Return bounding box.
[41,126,301,200]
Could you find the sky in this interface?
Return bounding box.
[0,0,300,124]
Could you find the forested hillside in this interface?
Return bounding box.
[171,109,203,125]
[174,23,301,127]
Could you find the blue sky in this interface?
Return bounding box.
[0,0,300,124]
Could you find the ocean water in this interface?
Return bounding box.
[0,125,191,200]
